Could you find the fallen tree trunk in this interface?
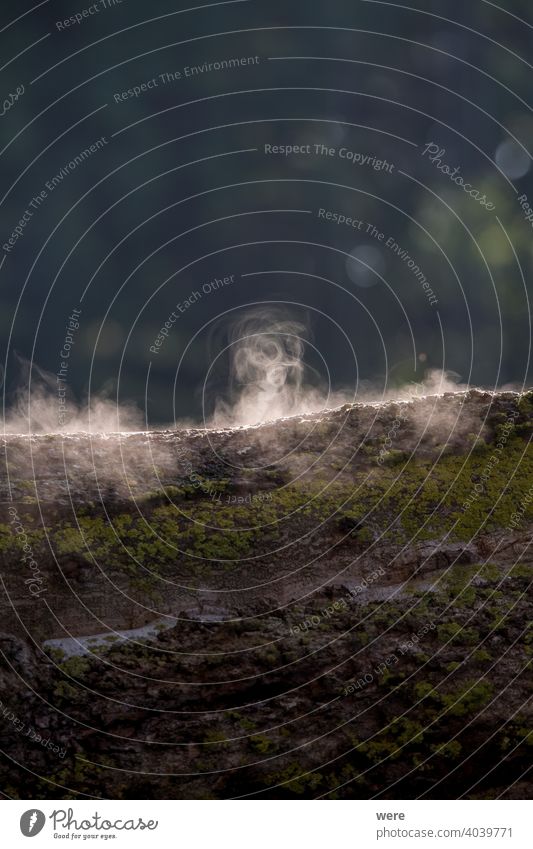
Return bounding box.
[0,390,531,799]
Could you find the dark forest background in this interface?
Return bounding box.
[1,0,532,425]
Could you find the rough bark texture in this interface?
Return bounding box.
[0,390,531,799]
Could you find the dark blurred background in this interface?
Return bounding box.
[1,0,532,426]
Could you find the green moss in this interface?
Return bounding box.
[381,449,410,465]
[203,730,228,744]
[59,655,92,680]
[264,762,323,795]
[509,563,530,579]
[416,678,494,719]
[472,648,492,662]
[53,681,79,701]
[6,433,532,591]
[431,740,462,759]
[518,391,533,415]
[358,717,426,762]
[414,681,440,701]
[441,681,494,716]
[437,622,463,643]
[250,735,274,754]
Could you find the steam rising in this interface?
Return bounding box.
[209,308,476,428]
[5,387,145,435]
[1,312,520,510]
[2,355,143,434]
[212,308,351,427]
[2,313,493,436]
